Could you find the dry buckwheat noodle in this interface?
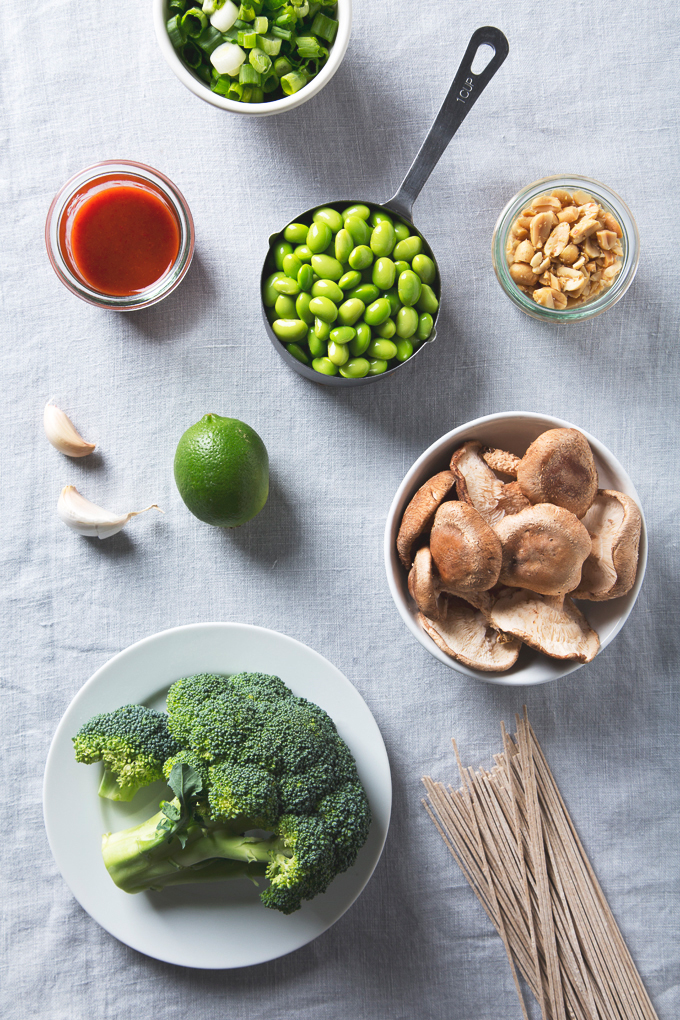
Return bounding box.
[422,708,658,1020]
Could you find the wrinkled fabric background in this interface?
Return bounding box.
[1,1,678,1017]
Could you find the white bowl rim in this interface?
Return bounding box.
[153,0,352,116]
[383,411,648,687]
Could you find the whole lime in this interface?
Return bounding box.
[174,414,269,527]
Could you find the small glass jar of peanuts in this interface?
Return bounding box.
[491,175,639,322]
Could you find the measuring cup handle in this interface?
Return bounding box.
[384,27,509,221]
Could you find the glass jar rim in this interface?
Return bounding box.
[491,174,639,323]
[45,160,195,310]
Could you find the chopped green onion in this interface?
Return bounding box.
[249,47,272,73]
[275,8,296,27]
[239,62,262,84]
[210,40,247,73]
[197,25,224,53]
[292,0,310,17]
[307,1,321,16]
[233,18,250,27]
[202,0,217,12]
[166,15,187,47]
[181,7,209,36]
[227,80,243,99]
[240,85,254,101]
[273,55,293,76]
[239,29,258,46]
[250,86,265,102]
[264,0,288,8]
[296,35,323,57]
[271,25,294,40]
[253,15,268,32]
[195,61,213,83]
[262,70,280,92]
[181,41,203,67]
[258,32,282,55]
[221,26,239,41]
[210,0,239,30]
[310,12,337,42]
[211,74,232,94]
[238,2,258,19]
[170,0,189,13]
[281,69,308,94]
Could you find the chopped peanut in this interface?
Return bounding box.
[506,188,624,309]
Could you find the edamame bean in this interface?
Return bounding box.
[272,319,308,342]
[275,294,297,318]
[395,339,414,361]
[327,340,349,366]
[295,244,313,262]
[349,322,372,356]
[342,204,370,221]
[314,316,331,340]
[338,270,362,291]
[348,283,379,304]
[330,326,356,344]
[396,306,418,338]
[313,207,344,233]
[375,318,396,339]
[364,297,391,326]
[348,246,373,270]
[369,210,393,228]
[372,257,396,290]
[394,260,410,276]
[306,221,333,254]
[274,241,293,269]
[273,276,300,296]
[296,292,314,324]
[337,298,365,326]
[334,228,353,264]
[368,338,397,360]
[398,269,422,307]
[382,288,400,316]
[284,222,309,244]
[311,254,344,281]
[393,222,410,243]
[311,279,344,303]
[339,357,370,378]
[370,221,396,257]
[417,284,439,314]
[345,215,371,246]
[312,357,338,376]
[417,312,434,340]
[367,358,388,376]
[412,253,436,285]
[286,343,309,365]
[393,235,423,262]
[307,329,326,357]
[309,295,338,323]
[297,263,314,292]
[263,271,286,306]
[283,252,302,279]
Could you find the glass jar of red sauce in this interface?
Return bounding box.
[46,161,194,310]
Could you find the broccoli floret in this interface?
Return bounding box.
[77,672,372,913]
[73,704,180,801]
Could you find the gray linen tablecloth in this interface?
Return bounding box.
[1,1,678,1017]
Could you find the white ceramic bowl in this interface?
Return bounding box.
[384,412,647,686]
[153,0,352,116]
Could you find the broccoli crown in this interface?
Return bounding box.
[72,704,180,800]
[77,672,372,912]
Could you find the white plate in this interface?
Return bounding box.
[43,623,391,968]
[384,412,647,686]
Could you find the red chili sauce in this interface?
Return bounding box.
[61,175,180,296]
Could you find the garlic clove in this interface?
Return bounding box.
[44,403,96,458]
[57,485,164,539]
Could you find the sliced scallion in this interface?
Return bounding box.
[281,69,308,94]
[197,25,224,54]
[253,15,268,32]
[271,25,294,40]
[249,47,272,74]
[169,0,189,13]
[166,15,187,47]
[227,81,243,100]
[210,0,239,31]
[258,33,282,55]
[210,40,247,74]
[202,0,217,13]
[181,40,203,67]
[262,71,280,92]
[310,12,337,42]
[239,62,262,84]
[181,7,209,36]
[296,35,323,57]
[273,55,293,77]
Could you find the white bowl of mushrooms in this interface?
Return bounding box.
[384,412,647,686]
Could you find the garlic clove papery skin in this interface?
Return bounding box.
[44,403,96,458]
[57,486,164,539]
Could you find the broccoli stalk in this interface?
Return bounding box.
[102,807,288,894]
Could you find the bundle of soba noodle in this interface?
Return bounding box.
[422,709,658,1020]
